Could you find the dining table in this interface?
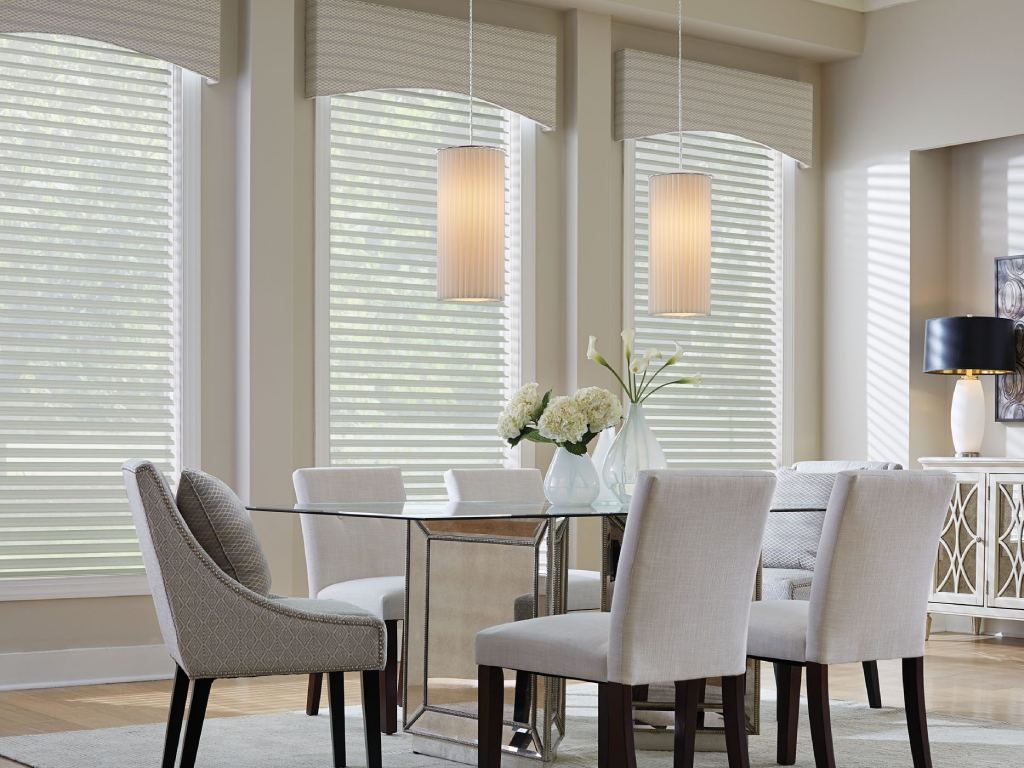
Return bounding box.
[248,493,825,765]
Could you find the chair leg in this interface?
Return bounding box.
[512,670,532,723]
[903,657,933,768]
[178,678,213,768]
[380,619,399,734]
[806,663,836,768]
[361,670,383,768]
[598,684,610,768]
[632,684,650,702]
[605,682,637,768]
[478,665,504,768]
[161,665,189,768]
[327,671,346,768]
[863,661,882,708]
[722,674,750,768]
[674,679,704,768]
[775,663,802,766]
[307,673,324,716]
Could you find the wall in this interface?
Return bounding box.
[822,0,1024,466]
[0,0,823,684]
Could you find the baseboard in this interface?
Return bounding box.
[0,644,175,691]
[931,614,1024,638]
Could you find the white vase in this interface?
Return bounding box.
[602,402,667,503]
[544,448,600,506]
[590,427,620,505]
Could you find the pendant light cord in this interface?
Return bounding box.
[677,0,683,169]
[469,0,475,145]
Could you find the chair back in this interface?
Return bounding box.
[608,470,775,686]
[293,467,406,596]
[444,468,544,502]
[807,470,954,665]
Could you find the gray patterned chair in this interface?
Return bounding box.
[749,470,954,768]
[123,460,386,768]
[766,460,902,711]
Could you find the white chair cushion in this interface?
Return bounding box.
[747,600,809,662]
[763,568,814,601]
[567,569,603,611]
[476,612,610,682]
[318,576,405,621]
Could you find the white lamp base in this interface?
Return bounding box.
[951,375,985,457]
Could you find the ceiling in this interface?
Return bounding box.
[808,0,919,10]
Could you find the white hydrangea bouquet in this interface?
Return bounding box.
[498,382,622,456]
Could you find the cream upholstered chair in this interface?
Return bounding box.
[445,467,603,735]
[476,470,776,768]
[747,470,954,768]
[294,466,406,734]
[123,461,385,768]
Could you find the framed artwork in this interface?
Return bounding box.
[995,255,1024,422]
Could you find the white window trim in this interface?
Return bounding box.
[312,97,536,471]
[0,68,203,603]
[621,136,792,468]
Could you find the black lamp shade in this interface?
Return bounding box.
[923,316,1015,374]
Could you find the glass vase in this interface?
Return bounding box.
[602,402,667,503]
[543,448,601,506]
[590,426,620,505]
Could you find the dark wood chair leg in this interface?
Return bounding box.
[606,682,637,768]
[674,679,704,768]
[863,660,882,708]
[307,673,324,716]
[903,657,933,768]
[776,662,802,765]
[806,663,836,768]
[509,670,533,749]
[598,684,610,768]
[722,674,750,768]
[380,619,399,734]
[161,665,189,768]
[178,678,213,768]
[478,665,505,768]
[361,670,383,768]
[632,684,650,702]
[327,671,346,768]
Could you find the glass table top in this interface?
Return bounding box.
[247,499,823,521]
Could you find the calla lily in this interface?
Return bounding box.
[621,328,635,361]
[585,332,698,403]
[586,335,607,366]
[664,342,684,366]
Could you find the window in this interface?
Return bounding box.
[0,34,195,592]
[627,132,784,469]
[319,90,525,498]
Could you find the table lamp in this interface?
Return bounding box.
[923,315,1015,457]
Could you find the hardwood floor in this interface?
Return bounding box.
[0,632,1021,767]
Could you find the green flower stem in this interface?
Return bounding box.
[639,377,700,403]
[598,358,634,401]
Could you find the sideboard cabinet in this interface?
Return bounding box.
[919,457,1024,630]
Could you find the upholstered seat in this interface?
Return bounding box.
[476,470,777,768]
[318,576,405,621]
[477,612,611,682]
[747,600,808,662]
[122,460,385,768]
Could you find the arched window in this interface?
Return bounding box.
[626,131,786,469]
[317,89,530,497]
[0,34,198,593]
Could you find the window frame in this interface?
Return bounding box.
[0,62,202,602]
[312,93,536,476]
[621,133,794,469]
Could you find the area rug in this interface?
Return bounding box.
[1,685,1021,767]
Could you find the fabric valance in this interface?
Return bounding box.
[1,0,221,81]
[306,0,558,130]
[615,49,814,167]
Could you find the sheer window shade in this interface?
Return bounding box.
[0,34,182,582]
[629,133,784,469]
[324,90,520,498]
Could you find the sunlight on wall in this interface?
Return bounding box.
[865,162,911,464]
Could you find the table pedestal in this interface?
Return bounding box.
[403,516,570,764]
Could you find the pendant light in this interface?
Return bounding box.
[647,0,711,317]
[436,0,506,302]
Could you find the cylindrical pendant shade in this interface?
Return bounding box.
[436,145,506,302]
[647,171,712,316]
